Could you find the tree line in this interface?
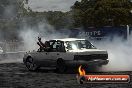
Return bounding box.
[0,0,132,40]
[24,0,132,29]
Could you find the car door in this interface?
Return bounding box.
[33,50,50,66]
[46,41,65,66]
[45,41,59,66]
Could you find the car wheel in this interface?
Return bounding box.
[56,59,67,73]
[25,57,39,71]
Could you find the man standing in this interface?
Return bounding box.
[37,37,46,51]
[37,37,51,52]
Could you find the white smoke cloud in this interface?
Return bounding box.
[28,0,81,12]
[94,36,132,71]
[19,29,39,51]
[19,22,70,51]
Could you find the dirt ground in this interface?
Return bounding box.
[0,62,131,88]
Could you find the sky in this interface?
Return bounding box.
[28,0,81,12]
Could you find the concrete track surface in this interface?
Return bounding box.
[0,62,131,88]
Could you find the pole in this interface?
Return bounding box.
[127,25,130,40]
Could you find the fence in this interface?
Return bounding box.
[0,40,25,53]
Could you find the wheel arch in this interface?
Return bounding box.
[23,55,32,63]
[56,58,64,62]
[56,58,67,73]
[56,58,64,66]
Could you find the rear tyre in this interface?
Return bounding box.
[56,59,67,73]
[25,57,39,71]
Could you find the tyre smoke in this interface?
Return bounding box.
[19,22,70,51]
[94,35,132,71]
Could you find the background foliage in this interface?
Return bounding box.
[0,0,132,40]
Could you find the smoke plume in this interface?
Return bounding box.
[19,22,70,51]
[94,35,132,71]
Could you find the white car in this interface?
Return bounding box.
[23,38,109,73]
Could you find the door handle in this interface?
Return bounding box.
[46,53,48,55]
[57,53,59,55]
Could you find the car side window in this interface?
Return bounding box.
[53,42,60,52]
[50,41,65,52]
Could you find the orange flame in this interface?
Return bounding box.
[78,65,86,76]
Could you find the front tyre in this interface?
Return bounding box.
[56,59,67,73]
[25,57,39,71]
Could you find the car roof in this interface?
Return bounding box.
[52,38,86,41]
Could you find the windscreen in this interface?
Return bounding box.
[65,40,96,50]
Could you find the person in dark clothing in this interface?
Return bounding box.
[37,37,51,52]
[44,41,51,52]
[37,37,45,51]
[37,42,44,51]
[38,37,46,47]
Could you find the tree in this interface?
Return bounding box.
[71,0,132,28]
